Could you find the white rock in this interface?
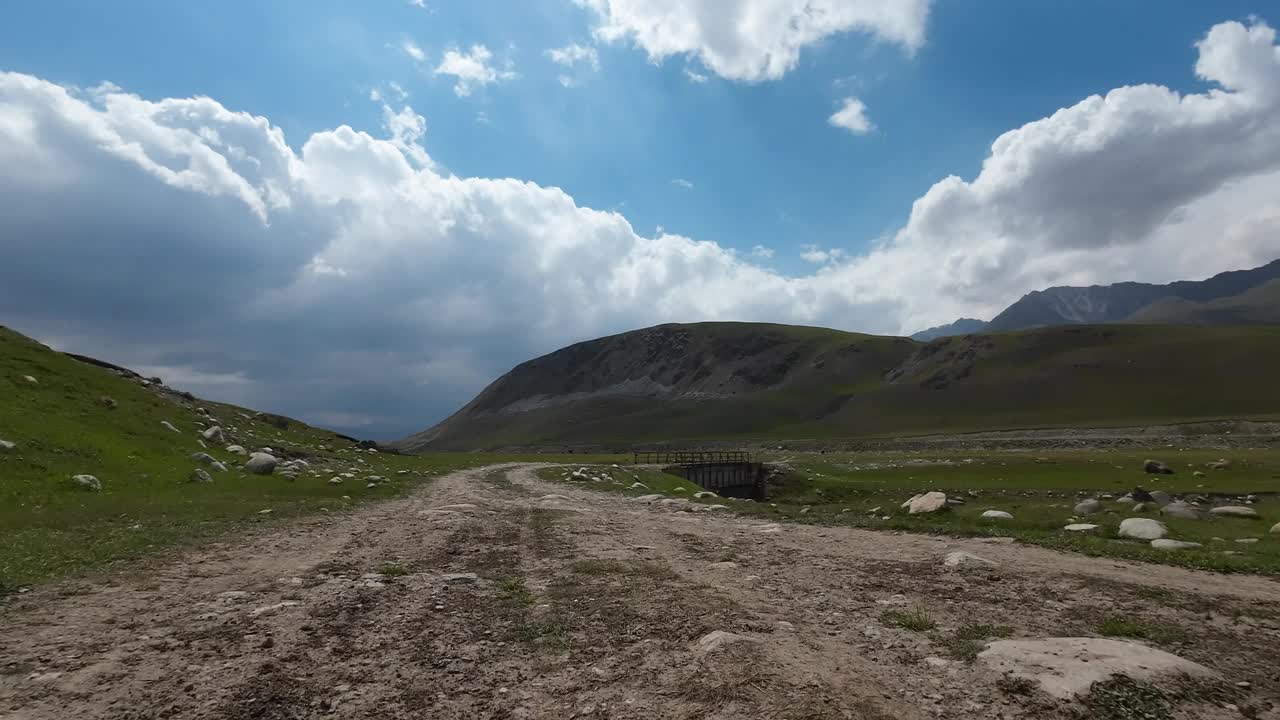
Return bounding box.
[1073,499,1103,516]
[201,426,225,443]
[756,523,782,534]
[981,510,1013,520]
[693,491,718,499]
[1118,518,1167,540]
[632,494,665,503]
[189,468,214,484]
[694,630,758,653]
[191,452,219,466]
[1148,490,1172,507]
[704,504,730,511]
[22,375,38,384]
[1210,506,1260,519]
[160,421,180,433]
[1160,502,1205,520]
[1063,523,1099,532]
[443,573,478,584]
[978,638,1214,699]
[72,474,102,491]
[244,452,279,475]
[628,482,648,490]
[0,439,14,451]
[909,491,948,514]
[901,493,923,509]
[328,477,344,485]
[225,444,246,455]
[1150,539,1201,550]
[671,487,687,493]
[1271,522,1280,535]
[944,551,997,568]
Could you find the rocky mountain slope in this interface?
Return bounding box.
[911,258,1280,339]
[396,321,1280,451]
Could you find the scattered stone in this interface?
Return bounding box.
[244,452,279,475]
[1149,490,1172,507]
[1073,499,1103,516]
[0,439,14,452]
[1150,539,1201,550]
[189,468,214,484]
[628,482,648,490]
[978,637,1214,699]
[1234,538,1259,544]
[539,494,571,502]
[908,491,949,514]
[443,573,478,584]
[1210,506,1260,519]
[756,524,782,534]
[21,375,38,384]
[1209,459,1233,470]
[1160,502,1205,520]
[900,493,922,510]
[160,421,180,433]
[1118,518,1167,540]
[981,510,1013,520]
[776,621,795,631]
[693,491,718,499]
[709,561,738,569]
[1130,503,1151,513]
[922,657,951,668]
[1115,495,1136,505]
[98,396,117,409]
[201,426,225,444]
[1193,470,1206,478]
[328,477,344,485]
[943,551,997,568]
[704,504,730,511]
[71,474,102,491]
[658,498,688,508]
[1144,460,1174,475]
[1271,522,1280,535]
[632,494,665,503]
[1063,523,1099,532]
[694,630,758,653]
[225,445,246,455]
[191,452,219,466]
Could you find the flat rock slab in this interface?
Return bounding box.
[694,630,759,653]
[943,551,997,568]
[978,637,1215,699]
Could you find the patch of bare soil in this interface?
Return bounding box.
[2,464,1277,719]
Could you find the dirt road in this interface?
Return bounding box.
[2,464,1277,719]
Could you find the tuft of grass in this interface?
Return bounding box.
[518,618,570,650]
[1096,614,1191,645]
[880,606,935,632]
[1087,676,1170,720]
[997,675,1038,697]
[378,562,410,577]
[944,623,1013,661]
[496,576,536,606]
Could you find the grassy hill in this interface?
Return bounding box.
[398,322,1280,450]
[1123,278,1280,325]
[0,325,619,591]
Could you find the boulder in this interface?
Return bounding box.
[943,551,997,568]
[201,426,225,443]
[694,630,759,654]
[1160,502,1205,520]
[1209,459,1232,470]
[225,445,247,455]
[693,491,718,499]
[901,493,922,509]
[99,396,118,409]
[191,452,219,466]
[244,452,279,475]
[1115,495,1136,504]
[1118,518,1167,540]
[189,468,214,484]
[1143,460,1174,475]
[22,375,38,384]
[1150,539,1201,550]
[1130,503,1151,513]
[1210,506,1260,519]
[210,461,228,473]
[981,510,1013,520]
[1073,499,1103,516]
[628,482,648,490]
[1149,490,1172,506]
[1192,470,1206,478]
[908,491,949,514]
[72,474,102,491]
[160,421,180,433]
[328,477,344,485]
[978,637,1214,699]
[1271,522,1280,535]
[0,439,14,452]
[1130,488,1155,503]
[632,494,664,503]
[1063,523,1099,532]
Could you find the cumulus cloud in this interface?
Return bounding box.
[1,19,1279,437]
[402,40,426,62]
[546,43,600,70]
[575,0,932,82]
[800,245,844,263]
[828,96,873,134]
[750,245,775,259]
[684,68,709,83]
[434,45,517,96]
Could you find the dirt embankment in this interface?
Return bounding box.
[2,465,1277,719]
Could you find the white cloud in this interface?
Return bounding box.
[408,0,427,8]
[1,19,1279,436]
[546,43,600,70]
[671,178,693,189]
[402,40,426,62]
[388,81,408,101]
[684,68,709,83]
[750,245,775,259]
[799,245,844,263]
[434,44,517,97]
[576,0,932,82]
[828,96,874,135]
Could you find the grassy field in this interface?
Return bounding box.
[0,325,625,592]
[540,450,1280,574]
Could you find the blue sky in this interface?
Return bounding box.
[1,1,1278,437]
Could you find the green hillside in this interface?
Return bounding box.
[401,322,1280,450]
[1124,278,1280,325]
[0,326,618,591]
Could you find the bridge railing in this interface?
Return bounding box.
[632,450,753,466]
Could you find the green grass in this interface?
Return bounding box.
[880,606,935,632]
[0,324,628,592]
[1087,677,1171,720]
[378,562,410,577]
[1096,615,1191,645]
[517,618,570,649]
[496,576,537,606]
[944,623,1013,661]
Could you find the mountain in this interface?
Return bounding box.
[1122,278,1280,326]
[984,258,1280,331]
[910,318,988,341]
[396,321,1280,451]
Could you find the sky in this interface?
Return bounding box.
[1,1,1278,439]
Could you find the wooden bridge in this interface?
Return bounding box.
[633,450,768,500]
